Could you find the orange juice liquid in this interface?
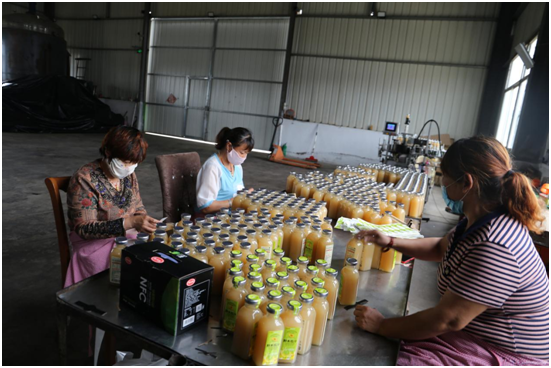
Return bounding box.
[252,304,285,366]
[231,295,263,360]
[338,260,359,306]
[379,249,396,273]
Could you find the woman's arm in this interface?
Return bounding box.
[354,290,488,340]
[67,175,126,240]
[357,229,451,262]
[201,198,232,214]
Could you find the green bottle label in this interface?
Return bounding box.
[303,239,314,260]
[222,299,238,331]
[279,327,301,361]
[262,330,283,365]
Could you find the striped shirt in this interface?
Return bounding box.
[437,210,549,360]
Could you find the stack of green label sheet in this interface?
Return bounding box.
[335,217,424,239]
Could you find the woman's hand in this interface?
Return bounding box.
[125,214,159,233]
[356,229,391,248]
[247,188,254,193]
[354,305,385,334]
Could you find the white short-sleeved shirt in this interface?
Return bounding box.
[195,154,245,211]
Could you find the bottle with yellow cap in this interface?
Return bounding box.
[278,300,303,364]
[280,286,296,308]
[251,281,267,307]
[246,271,263,292]
[260,290,283,315]
[221,276,248,333]
[252,303,285,366]
[311,288,329,345]
[297,256,309,281]
[297,293,316,355]
[223,267,244,297]
[272,248,285,266]
[322,268,339,320]
[276,256,292,273]
[261,259,278,281]
[264,277,280,296]
[232,294,263,359]
[293,280,308,300]
[276,271,290,289]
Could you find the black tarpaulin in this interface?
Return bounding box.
[2,75,124,133]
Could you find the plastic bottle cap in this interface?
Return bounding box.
[232,276,246,287]
[196,246,207,253]
[347,258,358,266]
[288,300,303,311]
[214,247,225,254]
[287,265,299,273]
[307,266,319,274]
[251,281,265,292]
[312,277,325,287]
[115,237,128,245]
[246,254,259,262]
[267,290,283,300]
[222,241,233,248]
[299,293,314,303]
[325,268,338,276]
[297,256,309,264]
[265,259,277,267]
[231,250,242,258]
[295,280,308,289]
[273,248,284,256]
[266,277,280,287]
[248,271,262,280]
[276,271,289,280]
[266,303,283,314]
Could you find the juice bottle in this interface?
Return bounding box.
[385,201,397,213]
[288,223,306,262]
[231,294,263,360]
[246,229,258,251]
[152,229,168,244]
[223,267,244,297]
[260,290,283,315]
[169,233,182,247]
[185,239,198,256]
[234,234,248,251]
[200,222,213,239]
[109,237,128,285]
[387,188,397,202]
[252,303,285,366]
[338,258,359,306]
[258,229,274,258]
[194,246,209,264]
[371,245,382,270]
[305,265,319,285]
[379,249,396,273]
[344,236,363,268]
[278,300,303,364]
[237,223,249,236]
[303,225,322,263]
[280,286,296,307]
[182,220,193,238]
[276,271,290,289]
[267,225,280,252]
[409,192,423,218]
[255,248,268,264]
[401,191,412,214]
[286,265,300,286]
[286,172,297,193]
[379,211,393,225]
[229,229,240,246]
[232,190,246,210]
[392,202,406,222]
[359,240,376,271]
[239,242,252,259]
[265,277,281,296]
[220,223,231,236]
[315,259,328,275]
[171,241,182,250]
[246,271,263,292]
[321,217,333,232]
[314,230,334,264]
[204,239,216,260]
[246,254,260,269]
[311,277,325,289]
[221,241,234,263]
[297,256,309,281]
[262,260,278,281]
[294,280,308,300]
[244,218,255,229]
[251,281,267,307]
[273,222,285,250]
[311,288,329,346]
[195,218,205,227]
[276,256,292,273]
[136,232,149,243]
[179,213,192,228]
[222,276,247,333]
[322,268,339,320]
[272,248,284,267]
[226,250,243,272]
[350,203,364,219]
[209,247,227,296]
[297,293,316,355]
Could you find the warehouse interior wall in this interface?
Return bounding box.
[6,2,513,148]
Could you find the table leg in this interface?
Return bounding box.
[57,306,68,365]
[102,332,117,366]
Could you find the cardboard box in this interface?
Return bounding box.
[120,242,213,335]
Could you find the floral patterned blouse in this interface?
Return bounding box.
[67,159,146,240]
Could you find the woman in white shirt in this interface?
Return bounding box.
[196,127,254,215]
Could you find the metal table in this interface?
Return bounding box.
[57,229,414,366]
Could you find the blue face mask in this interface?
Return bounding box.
[442,176,470,215]
[441,186,464,215]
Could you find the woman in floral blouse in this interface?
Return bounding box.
[64,126,159,287]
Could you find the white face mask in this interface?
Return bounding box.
[107,158,137,179]
[227,145,247,165]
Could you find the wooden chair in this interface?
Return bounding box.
[45,176,71,289]
[155,152,202,223]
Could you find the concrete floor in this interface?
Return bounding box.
[2,132,457,365]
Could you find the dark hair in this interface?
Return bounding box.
[215,127,254,151]
[441,136,544,233]
[99,126,148,164]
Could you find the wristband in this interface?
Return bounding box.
[382,237,394,253]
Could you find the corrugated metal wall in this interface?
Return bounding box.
[145,18,288,149]
[287,4,499,138]
[2,2,45,15]
[46,2,502,143]
[55,3,144,100]
[511,2,546,55]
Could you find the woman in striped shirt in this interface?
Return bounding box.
[356,137,548,365]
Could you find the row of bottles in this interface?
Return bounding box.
[221,254,363,365]
[345,236,401,273]
[286,167,427,220]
